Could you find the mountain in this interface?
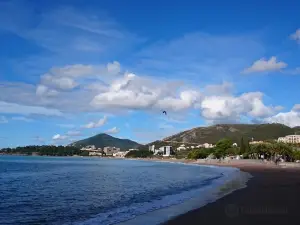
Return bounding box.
[71,133,141,150]
[162,123,299,145]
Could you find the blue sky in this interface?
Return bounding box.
[1,0,300,147]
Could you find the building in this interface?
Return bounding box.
[232,143,238,147]
[177,144,186,151]
[249,141,265,145]
[202,143,214,148]
[103,146,121,156]
[158,146,174,157]
[278,135,300,144]
[81,145,97,151]
[113,151,128,157]
[149,145,155,152]
[89,151,103,156]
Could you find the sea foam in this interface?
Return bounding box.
[76,164,251,225]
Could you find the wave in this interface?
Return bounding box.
[74,164,252,225]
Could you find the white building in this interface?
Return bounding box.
[278,135,300,144]
[249,141,265,145]
[177,144,186,151]
[158,146,174,157]
[103,146,120,156]
[202,143,214,148]
[81,145,97,151]
[89,151,103,156]
[149,145,155,152]
[232,143,238,147]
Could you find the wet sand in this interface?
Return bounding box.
[163,164,300,225]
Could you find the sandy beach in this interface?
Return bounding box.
[162,160,300,225]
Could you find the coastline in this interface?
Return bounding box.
[122,157,300,225]
[3,155,299,224]
[162,161,300,225]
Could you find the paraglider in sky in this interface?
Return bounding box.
[163,111,167,115]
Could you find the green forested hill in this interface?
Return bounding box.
[162,123,298,144]
[71,133,141,150]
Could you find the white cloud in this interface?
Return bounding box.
[11,116,33,122]
[0,116,8,124]
[52,134,67,140]
[200,92,277,123]
[292,104,300,112]
[36,62,121,98]
[41,74,77,90]
[107,61,121,75]
[156,90,202,111]
[105,127,120,134]
[290,29,300,43]
[83,116,107,129]
[0,101,62,116]
[36,85,58,97]
[66,130,81,136]
[243,57,287,74]
[265,111,300,128]
[91,73,202,112]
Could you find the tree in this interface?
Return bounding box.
[214,138,233,158]
[240,137,246,154]
[187,148,211,159]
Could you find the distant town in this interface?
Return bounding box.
[75,134,300,159]
[1,134,300,163]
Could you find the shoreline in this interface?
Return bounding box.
[4,155,299,224]
[162,162,300,225]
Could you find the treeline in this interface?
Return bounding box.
[186,138,300,162]
[0,145,89,156]
[125,150,153,158]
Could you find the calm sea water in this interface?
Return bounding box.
[0,156,238,225]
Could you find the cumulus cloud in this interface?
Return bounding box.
[264,110,300,128]
[91,73,202,112]
[52,134,68,140]
[292,104,300,112]
[0,116,8,124]
[290,29,300,43]
[156,90,202,111]
[243,57,287,74]
[83,116,107,129]
[36,62,121,99]
[105,127,120,134]
[200,92,277,123]
[107,61,121,75]
[36,85,58,97]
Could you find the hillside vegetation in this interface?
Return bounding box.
[71,133,141,150]
[163,123,298,144]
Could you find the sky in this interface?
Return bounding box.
[1,0,300,147]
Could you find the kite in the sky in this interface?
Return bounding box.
[163,111,167,115]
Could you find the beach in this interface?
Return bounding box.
[163,162,300,225]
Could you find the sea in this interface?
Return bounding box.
[0,156,250,225]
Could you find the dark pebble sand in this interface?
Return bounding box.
[163,165,300,225]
